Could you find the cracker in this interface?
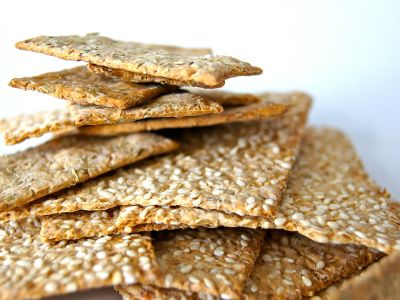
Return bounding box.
[115,230,382,300]
[0,132,178,212]
[0,218,159,300]
[9,66,179,109]
[315,251,400,300]
[76,93,288,136]
[187,88,262,106]
[117,228,264,299]
[6,92,310,222]
[0,109,75,145]
[69,92,224,126]
[16,33,262,88]
[38,127,400,254]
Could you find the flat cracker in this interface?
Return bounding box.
[39,128,400,254]
[115,230,382,300]
[76,93,288,136]
[0,132,178,212]
[7,92,310,222]
[16,33,262,88]
[0,109,75,145]
[315,251,400,300]
[187,88,262,106]
[69,92,224,126]
[9,66,178,109]
[0,218,159,300]
[117,228,264,299]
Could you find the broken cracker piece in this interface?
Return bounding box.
[0,132,178,212]
[69,92,224,126]
[0,109,74,145]
[9,66,178,109]
[16,33,261,88]
[77,93,288,136]
[0,218,159,300]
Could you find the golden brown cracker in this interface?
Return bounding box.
[69,92,224,126]
[9,66,178,109]
[0,132,178,212]
[16,33,262,88]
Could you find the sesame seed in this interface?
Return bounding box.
[302,276,312,287]
[180,264,193,274]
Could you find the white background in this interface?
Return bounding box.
[0,1,399,299]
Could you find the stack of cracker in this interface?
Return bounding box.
[0,33,399,300]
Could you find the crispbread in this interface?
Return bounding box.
[0,109,75,145]
[117,228,264,299]
[115,230,382,300]
[187,88,261,106]
[9,66,178,109]
[76,93,288,136]
[37,128,400,254]
[0,133,178,212]
[315,251,400,300]
[16,33,262,88]
[0,218,159,300]
[69,92,224,126]
[6,92,310,222]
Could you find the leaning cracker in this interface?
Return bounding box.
[69,92,224,125]
[0,132,178,212]
[6,92,310,221]
[9,66,178,109]
[115,230,382,300]
[0,218,159,300]
[77,93,288,136]
[39,127,400,254]
[117,228,264,299]
[16,33,262,88]
[0,109,75,145]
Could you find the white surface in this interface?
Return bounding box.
[0,1,399,298]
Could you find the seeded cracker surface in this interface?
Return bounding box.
[0,133,178,212]
[15,33,262,88]
[116,228,265,299]
[38,127,400,253]
[115,230,381,300]
[0,218,159,300]
[0,109,74,145]
[77,93,288,136]
[69,92,224,125]
[7,92,310,225]
[9,66,179,109]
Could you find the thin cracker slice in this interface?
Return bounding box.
[69,92,224,126]
[38,128,400,254]
[0,218,159,300]
[6,92,310,221]
[76,94,288,136]
[118,228,265,299]
[115,230,382,300]
[0,109,75,145]
[188,88,262,106]
[9,66,178,109]
[0,132,178,212]
[16,33,262,88]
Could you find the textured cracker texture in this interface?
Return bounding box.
[9,66,178,109]
[37,127,400,254]
[0,133,178,212]
[69,92,224,126]
[0,218,159,300]
[315,251,400,300]
[8,92,311,224]
[0,109,74,145]
[117,228,264,299]
[115,230,381,300]
[15,33,262,88]
[77,93,288,136]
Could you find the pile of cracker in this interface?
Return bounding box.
[0,33,399,300]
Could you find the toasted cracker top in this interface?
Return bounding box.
[16,33,262,88]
